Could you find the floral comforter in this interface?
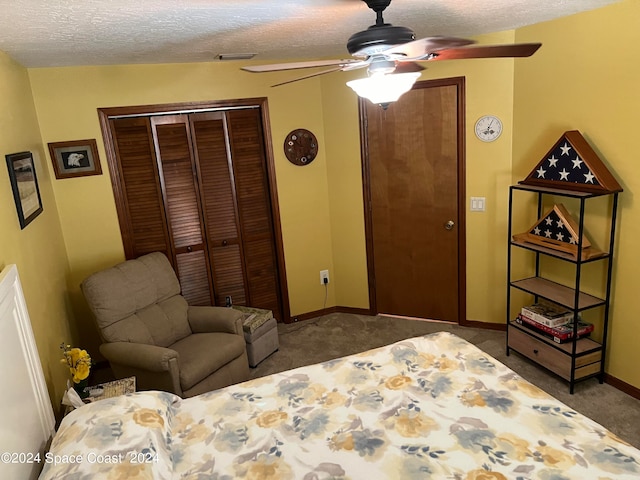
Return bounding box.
[40,332,639,479]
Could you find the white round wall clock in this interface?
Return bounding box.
[475,115,503,142]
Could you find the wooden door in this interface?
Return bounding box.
[108,117,172,260]
[151,115,213,306]
[226,109,283,321]
[189,109,283,321]
[363,78,466,322]
[190,111,248,307]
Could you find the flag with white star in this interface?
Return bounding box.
[513,203,591,257]
[520,130,622,193]
[534,141,598,185]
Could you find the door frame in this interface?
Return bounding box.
[360,77,467,324]
[97,97,291,323]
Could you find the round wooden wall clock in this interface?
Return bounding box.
[284,129,318,166]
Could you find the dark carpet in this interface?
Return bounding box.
[250,312,640,449]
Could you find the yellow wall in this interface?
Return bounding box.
[320,73,368,309]
[0,51,73,411]
[1,0,636,400]
[28,30,517,340]
[27,63,336,350]
[513,0,640,388]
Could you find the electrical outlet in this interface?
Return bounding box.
[320,270,330,285]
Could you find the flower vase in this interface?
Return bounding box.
[73,378,90,399]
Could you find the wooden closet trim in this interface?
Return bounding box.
[98,98,291,323]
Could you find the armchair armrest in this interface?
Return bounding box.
[188,306,244,335]
[100,342,179,372]
[100,342,182,396]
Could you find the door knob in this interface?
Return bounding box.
[444,220,455,230]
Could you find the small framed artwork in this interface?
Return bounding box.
[48,139,102,179]
[5,151,44,229]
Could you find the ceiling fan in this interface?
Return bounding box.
[242,0,541,104]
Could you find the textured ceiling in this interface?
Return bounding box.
[0,0,622,68]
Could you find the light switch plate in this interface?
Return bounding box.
[470,197,486,212]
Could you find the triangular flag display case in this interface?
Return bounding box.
[520,130,622,194]
[506,130,622,394]
[512,203,607,260]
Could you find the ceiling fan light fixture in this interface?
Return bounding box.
[346,71,420,107]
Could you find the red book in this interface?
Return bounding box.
[515,315,594,343]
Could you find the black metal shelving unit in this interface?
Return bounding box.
[506,183,619,393]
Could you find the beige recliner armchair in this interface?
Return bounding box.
[81,252,249,398]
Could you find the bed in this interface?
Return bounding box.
[39,331,639,479]
[0,265,55,480]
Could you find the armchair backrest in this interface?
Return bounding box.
[81,252,192,347]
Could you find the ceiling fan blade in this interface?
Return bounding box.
[383,36,476,60]
[242,59,361,73]
[271,67,345,87]
[429,43,542,61]
[340,59,373,72]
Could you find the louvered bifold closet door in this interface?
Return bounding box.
[109,117,172,260]
[150,115,213,306]
[227,109,283,321]
[190,112,248,307]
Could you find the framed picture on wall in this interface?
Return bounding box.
[48,139,102,179]
[5,151,44,229]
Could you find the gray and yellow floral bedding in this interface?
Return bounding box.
[40,332,639,479]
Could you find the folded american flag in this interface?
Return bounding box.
[520,130,622,193]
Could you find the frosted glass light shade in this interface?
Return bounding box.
[346,72,421,106]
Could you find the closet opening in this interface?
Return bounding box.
[98,98,290,323]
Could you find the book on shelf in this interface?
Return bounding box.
[521,301,575,327]
[515,314,594,343]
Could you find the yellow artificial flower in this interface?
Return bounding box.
[60,343,92,383]
[73,361,90,383]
